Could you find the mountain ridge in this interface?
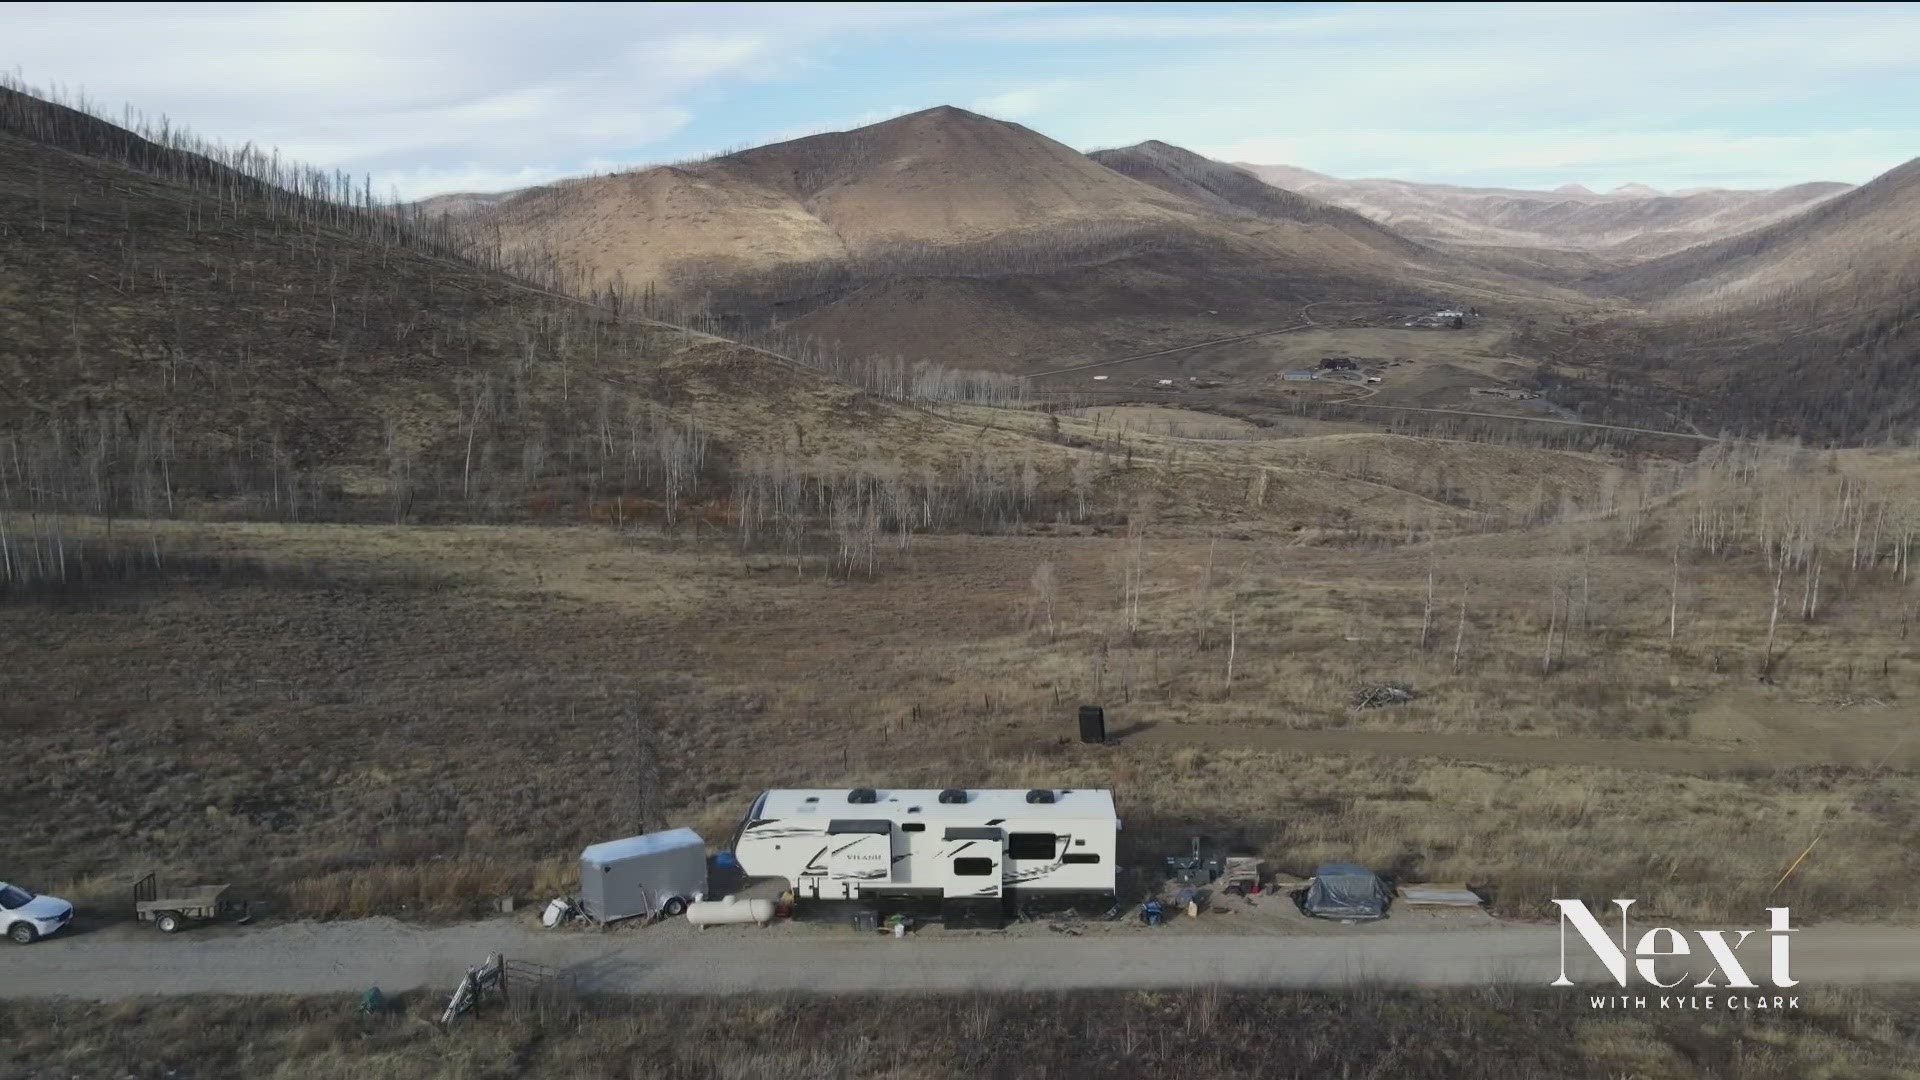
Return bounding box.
[1232,162,1853,261]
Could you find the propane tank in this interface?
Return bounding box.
[685,895,775,928]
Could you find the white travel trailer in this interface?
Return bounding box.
[729,788,1118,922]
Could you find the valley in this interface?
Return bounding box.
[2,45,1918,1080]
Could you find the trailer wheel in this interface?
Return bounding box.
[7,923,36,945]
[661,897,687,918]
[155,912,182,934]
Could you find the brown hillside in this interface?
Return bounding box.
[2,85,1603,542]
[1606,157,1920,310]
[1588,158,1920,440]
[1235,163,1850,262]
[715,107,1196,249]
[455,110,1586,374]
[1090,141,1424,258]
[475,106,1202,295]
[0,84,983,498]
[491,164,847,293]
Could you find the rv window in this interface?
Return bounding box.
[901,823,925,832]
[1007,833,1057,860]
[953,857,995,877]
[1062,853,1101,865]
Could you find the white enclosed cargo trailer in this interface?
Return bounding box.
[728,788,1117,923]
[578,828,708,924]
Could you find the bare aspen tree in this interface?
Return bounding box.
[1195,538,1216,649]
[1801,554,1823,623]
[1120,532,1146,643]
[628,705,664,836]
[1030,561,1058,639]
[1579,541,1592,633]
[384,420,410,525]
[1419,548,1436,651]
[1542,581,1559,675]
[1452,581,1470,673]
[461,377,490,502]
[1669,543,1680,646]
[1764,559,1786,679]
[1071,457,1092,522]
[1223,603,1238,699]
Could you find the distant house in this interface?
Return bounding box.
[1282,370,1317,382]
[1320,357,1357,371]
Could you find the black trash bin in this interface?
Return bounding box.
[1078,705,1106,744]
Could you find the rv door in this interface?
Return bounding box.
[825,820,893,899]
[942,827,1004,901]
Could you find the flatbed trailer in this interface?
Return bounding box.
[132,872,232,933]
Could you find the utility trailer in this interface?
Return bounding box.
[729,787,1118,926]
[132,872,233,933]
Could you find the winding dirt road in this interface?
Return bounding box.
[8,917,1917,1000]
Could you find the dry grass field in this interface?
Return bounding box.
[6,986,1917,1080]
[10,433,1920,926]
[1068,406,1263,440]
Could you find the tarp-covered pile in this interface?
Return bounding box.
[1301,863,1392,920]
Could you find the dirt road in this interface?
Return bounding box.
[1126,725,1881,774]
[10,918,1919,999]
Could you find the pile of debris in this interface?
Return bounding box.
[1352,682,1417,710]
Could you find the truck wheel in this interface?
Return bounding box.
[156,912,182,934]
[661,897,687,918]
[7,923,36,944]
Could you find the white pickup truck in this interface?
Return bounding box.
[2,882,73,944]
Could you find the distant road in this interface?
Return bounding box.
[9,918,1917,999]
[1318,401,1718,442]
[1033,387,1714,444]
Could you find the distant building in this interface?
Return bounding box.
[1319,357,1357,371]
[1283,370,1317,382]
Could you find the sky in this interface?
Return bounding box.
[5,1,1918,200]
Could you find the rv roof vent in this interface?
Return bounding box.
[938,788,968,804]
[847,788,879,804]
[1025,789,1057,804]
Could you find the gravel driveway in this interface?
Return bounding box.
[8,916,1916,1000]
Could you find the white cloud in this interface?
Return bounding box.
[969,81,1073,120]
[1049,3,1920,188]
[1,3,963,195]
[5,2,1915,196]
